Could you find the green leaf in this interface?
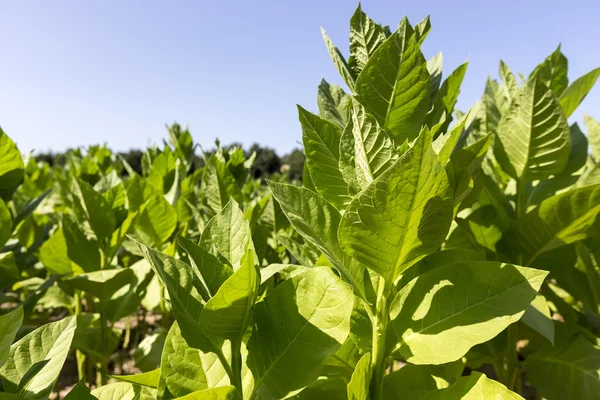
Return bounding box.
[521,294,554,344]
[91,382,151,400]
[499,60,519,101]
[427,53,443,103]
[355,19,429,144]
[0,198,12,249]
[383,360,464,399]
[0,316,77,399]
[0,307,23,368]
[62,216,102,272]
[495,76,571,181]
[202,154,243,214]
[63,379,95,400]
[339,128,453,281]
[173,387,240,400]
[317,79,351,128]
[66,268,134,303]
[530,45,569,96]
[12,189,51,228]
[346,353,370,400]
[157,322,207,399]
[200,247,259,340]
[112,369,160,389]
[132,328,167,373]
[247,267,354,400]
[177,236,233,301]
[136,240,221,354]
[71,177,116,241]
[269,182,367,300]
[321,28,355,90]
[506,184,600,265]
[136,195,177,248]
[0,129,24,201]
[585,115,600,162]
[432,110,471,166]
[528,335,600,400]
[199,199,255,270]
[427,62,468,130]
[104,260,153,322]
[559,67,600,119]
[562,123,589,174]
[348,3,387,76]
[390,261,547,364]
[348,102,398,187]
[413,372,522,399]
[414,15,431,44]
[298,106,351,209]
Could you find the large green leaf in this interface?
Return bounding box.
[0,129,24,201]
[339,128,453,281]
[157,322,207,399]
[347,102,398,188]
[136,195,177,248]
[348,3,387,76]
[346,353,370,400]
[521,294,554,344]
[177,236,233,301]
[71,177,116,241]
[495,77,571,181]
[427,53,443,103]
[136,241,221,354]
[390,261,547,364]
[321,28,355,90]
[269,182,367,300]
[298,106,351,209]
[91,382,153,400]
[199,199,255,270]
[202,154,243,214]
[355,19,430,143]
[200,248,258,340]
[0,307,23,368]
[66,268,133,303]
[63,379,95,400]
[506,184,600,265]
[0,316,77,399]
[412,372,522,399]
[530,45,568,96]
[559,67,600,119]
[247,267,353,399]
[112,369,160,389]
[528,335,600,400]
[317,79,350,128]
[426,62,468,130]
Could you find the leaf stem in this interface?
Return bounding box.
[370,277,392,400]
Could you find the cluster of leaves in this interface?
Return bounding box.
[2,3,600,400]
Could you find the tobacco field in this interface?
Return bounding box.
[2,5,600,400]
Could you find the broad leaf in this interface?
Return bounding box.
[348,3,387,75]
[0,129,24,201]
[200,248,259,340]
[0,307,23,368]
[317,79,350,128]
[136,195,177,248]
[157,323,207,399]
[390,261,547,364]
[63,379,95,400]
[521,295,554,344]
[71,178,116,241]
[112,369,160,389]
[383,360,464,399]
[298,106,351,209]
[586,115,600,162]
[355,19,430,144]
[0,316,77,399]
[530,45,568,96]
[247,267,353,399]
[269,182,367,300]
[495,77,571,181]
[173,387,240,400]
[321,28,355,90]
[339,128,453,281]
[506,184,600,265]
[559,67,600,119]
[0,199,12,249]
[199,199,255,270]
[91,382,153,400]
[413,372,522,399]
[346,353,370,400]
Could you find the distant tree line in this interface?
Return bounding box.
[34,143,305,181]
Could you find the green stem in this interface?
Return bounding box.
[74,291,86,382]
[96,312,108,387]
[576,242,600,316]
[506,323,519,390]
[370,277,392,400]
[231,339,244,395]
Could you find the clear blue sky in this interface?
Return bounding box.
[1,0,599,155]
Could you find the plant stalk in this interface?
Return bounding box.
[73,291,86,382]
[231,338,244,396]
[370,277,392,400]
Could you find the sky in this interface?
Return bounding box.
[1,0,599,155]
